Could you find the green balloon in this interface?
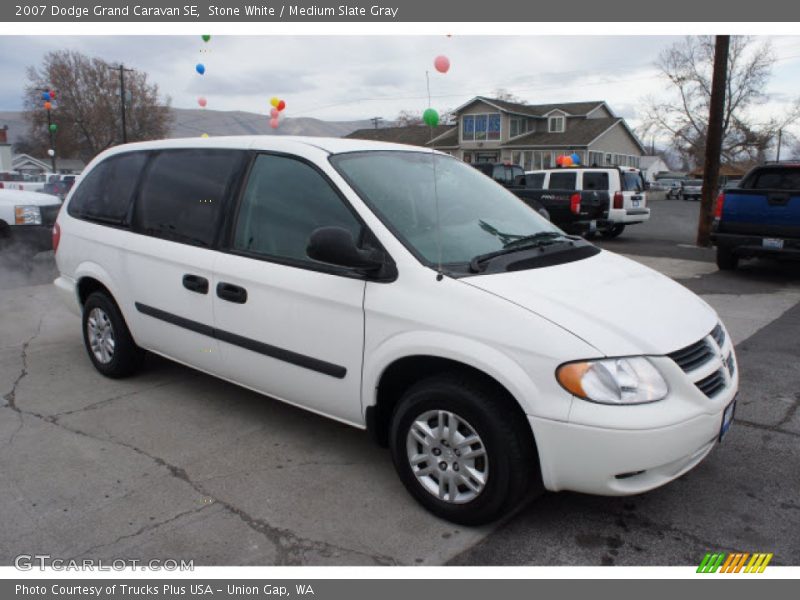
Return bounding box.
[423,108,439,127]
[202,34,211,42]
[49,123,57,133]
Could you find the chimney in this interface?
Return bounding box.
[0,125,8,144]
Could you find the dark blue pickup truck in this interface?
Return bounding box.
[711,163,800,270]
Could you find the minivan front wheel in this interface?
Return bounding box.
[389,373,540,525]
[82,291,144,378]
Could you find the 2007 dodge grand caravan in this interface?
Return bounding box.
[53,136,738,524]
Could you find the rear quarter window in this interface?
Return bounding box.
[67,152,148,223]
[548,172,577,190]
[743,168,800,190]
[133,149,247,247]
[582,171,609,191]
[622,172,644,192]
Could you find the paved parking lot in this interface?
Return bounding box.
[1,196,799,566]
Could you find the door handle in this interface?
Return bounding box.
[216,282,248,304]
[182,274,209,294]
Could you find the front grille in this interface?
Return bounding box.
[695,369,726,398]
[711,323,726,348]
[40,204,61,227]
[668,338,715,372]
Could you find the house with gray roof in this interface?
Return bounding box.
[347,96,645,170]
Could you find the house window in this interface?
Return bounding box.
[462,152,473,163]
[523,151,532,171]
[462,113,501,141]
[605,153,613,165]
[510,117,524,138]
[548,116,565,133]
[512,151,522,166]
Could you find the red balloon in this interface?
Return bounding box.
[434,55,450,74]
[555,156,564,166]
[277,100,286,111]
[49,90,56,99]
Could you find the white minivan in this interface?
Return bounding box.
[53,137,738,524]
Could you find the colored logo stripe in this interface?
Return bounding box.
[697,552,772,573]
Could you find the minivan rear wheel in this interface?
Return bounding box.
[389,372,541,525]
[82,291,145,378]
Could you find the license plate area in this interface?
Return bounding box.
[762,238,784,250]
[719,396,737,442]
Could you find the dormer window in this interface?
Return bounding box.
[548,115,565,133]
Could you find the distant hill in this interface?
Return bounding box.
[0,108,374,146]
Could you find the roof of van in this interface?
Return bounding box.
[98,136,440,157]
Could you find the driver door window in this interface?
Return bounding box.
[233,154,363,264]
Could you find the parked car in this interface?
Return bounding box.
[656,178,682,199]
[42,176,76,200]
[680,179,704,201]
[0,188,62,258]
[471,161,525,186]
[0,171,46,193]
[54,137,738,524]
[711,162,800,270]
[471,162,606,234]
[525,166,650,238]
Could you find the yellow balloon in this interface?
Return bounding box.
[270,97,280,108]
[201,133,209,138]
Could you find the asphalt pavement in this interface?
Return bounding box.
[1,195,798,566]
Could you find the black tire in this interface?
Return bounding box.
[389,372,542,525]
[600,223,626,238]
[82,291,145,378]
[716,246,739,271]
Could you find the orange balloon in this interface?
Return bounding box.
[44,101,52,110]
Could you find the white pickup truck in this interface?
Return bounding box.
[0,189,62,257]
[0,172,46,193]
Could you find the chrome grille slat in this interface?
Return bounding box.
[695,369,726,398]
[668,339,714,372]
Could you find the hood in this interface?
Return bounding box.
[0,189,61,207]
[461,250,717,356]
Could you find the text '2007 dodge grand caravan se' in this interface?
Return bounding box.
[53,137,738,524]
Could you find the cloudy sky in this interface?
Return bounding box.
[1,35,799,133]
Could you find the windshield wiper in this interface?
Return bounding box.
[468,231,571,273]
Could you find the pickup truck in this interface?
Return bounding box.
[471,162,606,234]
[0,189,62,259]
[711,163,800,270]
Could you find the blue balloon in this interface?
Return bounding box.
[570,152,581,165]
[196,63,205,75]
[41,92,49,100]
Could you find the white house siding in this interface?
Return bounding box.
[588,124,643,167]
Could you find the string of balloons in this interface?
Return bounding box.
[197,34,210,137]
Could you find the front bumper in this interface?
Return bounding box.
[529,408,726,495]
[3,224,53,253]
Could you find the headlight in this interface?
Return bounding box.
[15,205,42,225]
[556,357,668,405]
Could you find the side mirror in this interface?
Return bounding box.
[307,226,385,273]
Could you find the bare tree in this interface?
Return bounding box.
[492,88,526,104]
[23,50,172,161]
[641,36,800,168]
[394,110,424,126]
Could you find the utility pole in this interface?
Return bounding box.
[370,116,383,129]
[109,64,134,143]
[696,35,730,247]
[776,128,783,161]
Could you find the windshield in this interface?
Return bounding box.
[331,151,560,267]
[685,180,703,187]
